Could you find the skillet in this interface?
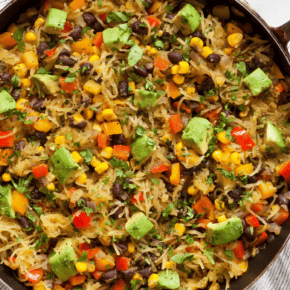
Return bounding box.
[0,0,289,289]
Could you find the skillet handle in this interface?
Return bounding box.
[272,21,290,53]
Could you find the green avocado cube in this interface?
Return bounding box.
[134,90,164,109]
[50,147,79,184]
[182,117,214,155]
[33,74,60,95]
[243,68,272,96]
[0,90,16,113]
[125,212,154,239]
[131,135,155,164]
[0,185,15,218]
[265,121,285,152]
[207,217,243,245]
[44,8,67,34]
[173,4,201,36]
[49,238,78,281]
[103,24,132,50]
[158,270,180,290]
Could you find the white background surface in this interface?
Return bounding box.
[0,0,290,289]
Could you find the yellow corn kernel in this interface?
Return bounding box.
[186,87,196,96]
[96,113,104,123]
[83,108,94,120]
[55,136,66,145]
[165,261,176,269]
[100,147,113,159]
[95,162,109,174]
[176,141,184,152]
[33,283,46,290]
[212,150,222,162]
[231,152,241,165]
[34,18,45,28]
[13,63,28,78]
[161,133,174,143]
[217,215,227,223]
[235,163,253,176]
[187,150,199,165]
[217,131,231,144]
[258,181,276,199]
[75,262,88,273]
[208,207,215,221]
[89,55,100,62]
[128,81,135,94]
[73,114,85,123]
[114,99,127,106]
[173,74,185,85]
[133,273,143,282]
[16,98,28,111]
[238,259,248,273]
[76,173,87,184]
[190,37,204,49]
[91,156,101,167]
[92,46,100,55]
[72,52,81,58]
[92,122,102,132]
[21,78,31,88]
[7,23,18,33]
[178,61,190,74]
[148,273,159,288]
[272,204,280,211]
[188,185,198,195]
[223,47,234,55]
[87,262,96,273]
[71,151,84,163]
[102,109,117,121]
[26,7,38,18]
[22,51,39,69]
[37,146,44,151]
[34,117,52,133]
[225,23,243,35]
[227,33,243,48]
[99,236,111,246]
[83,80,102,95]
[25,32,37,42]
[47,183,55,191]
[128,242,135,253]
[215,200,225,211]
[149,1,161,13]
[171,65,179,75]
[2,173,11,182]
[216,76,226,86]
[149,47,158,55]
[174,223,185,236]
[201,46,213,58]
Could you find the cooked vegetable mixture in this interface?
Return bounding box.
[0,0,290,289]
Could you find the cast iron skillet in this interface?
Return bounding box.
[0,0,290,289]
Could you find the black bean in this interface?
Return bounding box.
[120,192,129,201]
[70,26,83,41]
[96,77,102,84]
[121,268,137,277]
[80,62,93,75]
[19,216,30,229]
[31,188,45,200]
[165,182,175,192]
[247,175,258,184]
[81,97,92,107]
[168,51,183,64]
[119,80,129,97]
[207,54,221,63]
[0,72,11,83]
[35,131,47,140]
[241,218,247,230]
[134,64,148,77]
[0,61,7,70]
[37,42,49,56]
[167,152,178,164]
[92,20,104,33]
[11,89,21,101]
[113,181,123,197]
[143,0,153,10]
[144,63,154,74]
[188,101,199,111]
[79,197,88,207]
[132,21,148,36]
[277,194,289,206]
[267,233,275,244]
[228,188,243,205]
[116,243,128,253]
[139,267,152,278]
[59,56,75,67]
[87,201,97,211]
[166,14,175,20]
[208,193,215,204]
[111,206,122,219]
[15,140,26,152]
[192,31,203,38]
[183,165,202,176]
[111,134,125,146]
[244,226,255,242]
[69,119,87,129]
[102,269,117,281]
[83,12,97,26]
[196,76,215,93]
[58,49,71,59]
[30,97,44,110]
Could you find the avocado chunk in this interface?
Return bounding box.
[0,90,16,114]
[49,238,78,281]
[103,24,132,50]
[265,121,286,152]
[134,90,164,109]
[182,117,214,155]
[243,68,272,96]
[125,212,154,239]
[131,135,155,164]
[173,4,201,36]
[44,8,67,34]
[207,217,243,245]
[32,74,60,95]
[0,185,15,218]
[50,147,79,184]
[158,270,180,290]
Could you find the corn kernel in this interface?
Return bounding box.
[102,109,117,121]
[223,47,234,55]
[96,113,104,123]
[190,37,204,49]
[76,173,87,184]
[95,162,109,174]
[230,152,241,165]
[92,122,102,132]
[91,156,101,167]
[34,18,45,28]
[212,150,222,162]
[89,55,100,62]
[128,81,135,94]
[114,99,127,106]
[149,1,161,13]
[217,215,227,223]
[215,200,225,211]
[21,78,31,88]
[227,33,243,48]
[128,242,135,253]
[99,236,111,246]
[33,283,46,290]
[22,51,39,69]
[2,173,11,182]
[84,80,102,95]
[75,262,88,273]
[26,7,38,18]
[165,260,176,269]
[235,163,253,176]
[83,108,94,120]
[178,61,190,74]
[148,274,159,288]
[188,185,198,195]
[216,76,225,86]
[73,114,85,123]
[161,133,174,143]
[47,183,55,191]
[173,74,185,85]
[25,32,37,42]
[55,136,66,145]
[186,87,196,96]
[225,23,243,35]
[238,259,248,273]
[7,23,18,33]
[92,46,100,55]
[13,63,28,78]
[187,150,199,165]
[16,98,28,111]
[100,147,113,159]
[149,47,158,55]
[132,273,143,282]
[174,223,185,236]
[176,141,184,152]
[201,46,213,58]
[38,146,44,151]
[72,52,81,58]
[171,65,179,75]
[71,151,84,163]
[217,131,231,144]
[87,262,96,273]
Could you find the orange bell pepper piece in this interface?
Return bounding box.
[154,56,170,70]
[192,196,214,215]
[169,114,183,134]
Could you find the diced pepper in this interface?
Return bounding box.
[245,214,260,228]
[167,81,180,99]
[32,164,49,178]
[93,32,103,47]
[11,190,28,215]
[0,149,14,166]
[97,133,108,150]
[79,243,100,260]
[0,131,14,147]
[112,279,126,290]
[151,163,170,173]
[169,114,183,134]
[100,13,108,23]
[250,203,263,213]
[272,208,289,226]
[232,240,244,259]
[279,161,290,181]
[102,122,122,135]
[62,21,72,33]
[72,37,93,54]
[154,56,170,70]
[69,275,86,286]
[73,211,92,230]
[8,256,16,264]
[46,48,57,57]
[254,231,268,247]
[203,107,222,125]
[60,77,78,93]
[0,32,17,47]
[115,256,131,271]
[94,256,114,272]
[92,270,103,281]
[170,163,180,186]
[173,102,191,114]
[147,16,160,27]
[23,269,43,284]
[196,218,211,229]
[274,83,284,94]
[192,195,214,215]
[258,181,276,199]
[69,0,86,11]
[113,145,130,161]
[132,192,144,204]
[231,127,256,150]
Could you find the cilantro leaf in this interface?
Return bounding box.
[80,149,93,165]
[11,74,20,87]
[65,132,72,141]
[77,250,88,262]
[107,11,132,23]
[135,126,146,137]
[128,43,143,67]
[236,61,248,77]
[224,250,234,260]
[162,203,175,218]
[31,205,43,216]
[217,168,237,180]
[35,232,49,250]
[36,67,51,74]
[185,234,194,244]
[171,253,194,264]
[204,248,215,265]
[13,28,25,52]
[11,175,33,195]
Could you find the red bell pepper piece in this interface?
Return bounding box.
[24,269,43,284]
[250,203,263,213]
[274,83,284,94]
[79,243,100,260]
[112,279,126,290]
[100,13,108,23]
[0,131,14,147]
[69,275,86,286]
[279,161,290,181]
[173,102,191,114]
[32,164,49,178]
[169,114,183,134]
[60,77,78,93]
[192,196,214,215]
[254,231,268,247]
[62,21,73,33]
[113,145,130,161]
[231,127,255,150]
[245,214,260,227]
[272,208,289,225]
[196,218,211,229]
[116,256,131,271]
[97,133,108,150]
[8,256,16,264]
[147,16,160,27]
[73,211,92,230]
[154,55,170,70]
[203,107,222,125]
[232,240,244,259]
[93,32,103,47]
[92,270,103,281]
[46,48,57,57]
[151,163,170,173]
[132,192,144,204]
